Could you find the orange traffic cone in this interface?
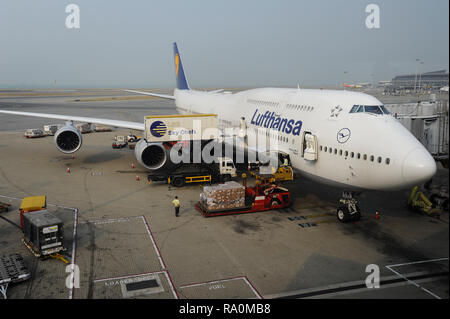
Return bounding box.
[136,175,140,181]
[131,163,135,169]
[375,211,379,220]
[66,167,71,173]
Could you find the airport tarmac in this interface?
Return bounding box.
[0,89,448,299]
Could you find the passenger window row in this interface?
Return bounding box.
[287,104,314,112]
[319,145,391,165]
[247,99,280,107]
[265,131,289,143]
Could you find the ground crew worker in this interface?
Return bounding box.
[172,196,180,217]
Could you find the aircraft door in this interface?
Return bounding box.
[300,131,318,161]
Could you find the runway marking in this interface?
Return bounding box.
[287,212,337,228]
[385,257,449,299]
[266,270,448,299]
[85,214,179,299]
[386,257,449,268]
[93,270,178,299]
[179,276,263,299]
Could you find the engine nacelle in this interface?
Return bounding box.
[54,124,82,154]
[134,139,171,171]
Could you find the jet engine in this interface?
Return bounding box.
[134,139,171,170]
[54,123,82,154]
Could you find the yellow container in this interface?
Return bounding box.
[20,196,47,212]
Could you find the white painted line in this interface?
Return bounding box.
[162,271,179,299]
[93,270,179,299]
[86,215,176,298]
[0,283,8,300]
[68,208,78,300]
[88,217,136,225]
[243,277,263,299]
[386,257,449,268]
[0,194,20,200]
[140,216,166,270]
[179,276,244,289]
[385,265,444,299]
[179,276,262,299]
[385,257,449,300]
[94,271,167,283]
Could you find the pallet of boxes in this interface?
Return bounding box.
[199,181,246,216]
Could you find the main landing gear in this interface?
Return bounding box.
[336,191,361,223]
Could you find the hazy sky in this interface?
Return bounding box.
[0,0,448,88]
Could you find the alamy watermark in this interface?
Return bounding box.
[365,264,380,288]
[65,4,80,29]
[365,4,380,29]
[65,264,80,289]
[160,123,282,169]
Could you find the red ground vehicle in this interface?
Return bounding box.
[195,182,291,217]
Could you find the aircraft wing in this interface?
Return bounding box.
[124,89,175,100]
[0,110,144,131]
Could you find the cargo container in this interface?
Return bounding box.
[22,210,65,257]
[24,128,45,138]
[43,124,63,136]
[75,122,92,134]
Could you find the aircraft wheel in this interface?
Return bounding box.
[337,206,350,223]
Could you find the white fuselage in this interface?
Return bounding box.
[174,87,436,191]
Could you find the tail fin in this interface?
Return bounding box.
[173,42,190,90]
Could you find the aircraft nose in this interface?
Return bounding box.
[402,148,437,185]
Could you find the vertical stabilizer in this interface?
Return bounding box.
[173,42,190,90]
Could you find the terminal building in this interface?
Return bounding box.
[389,70,449,92]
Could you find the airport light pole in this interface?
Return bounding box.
[414,58,420,93]
[343,71,348,90]
[418,61,424,94]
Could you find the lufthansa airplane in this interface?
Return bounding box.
[0,43,437,221]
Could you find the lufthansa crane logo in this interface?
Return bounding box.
[150,121,167,138]
[337,128,351,144]
[175,54,180,77]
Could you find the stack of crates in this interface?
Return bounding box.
[22,210,65,257]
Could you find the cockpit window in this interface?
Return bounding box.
[364,105,383,115]
[350,105,359,113]
[349,105,389,115]
[380,105,391,114]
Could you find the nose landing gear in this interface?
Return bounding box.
[337,191,361,223]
